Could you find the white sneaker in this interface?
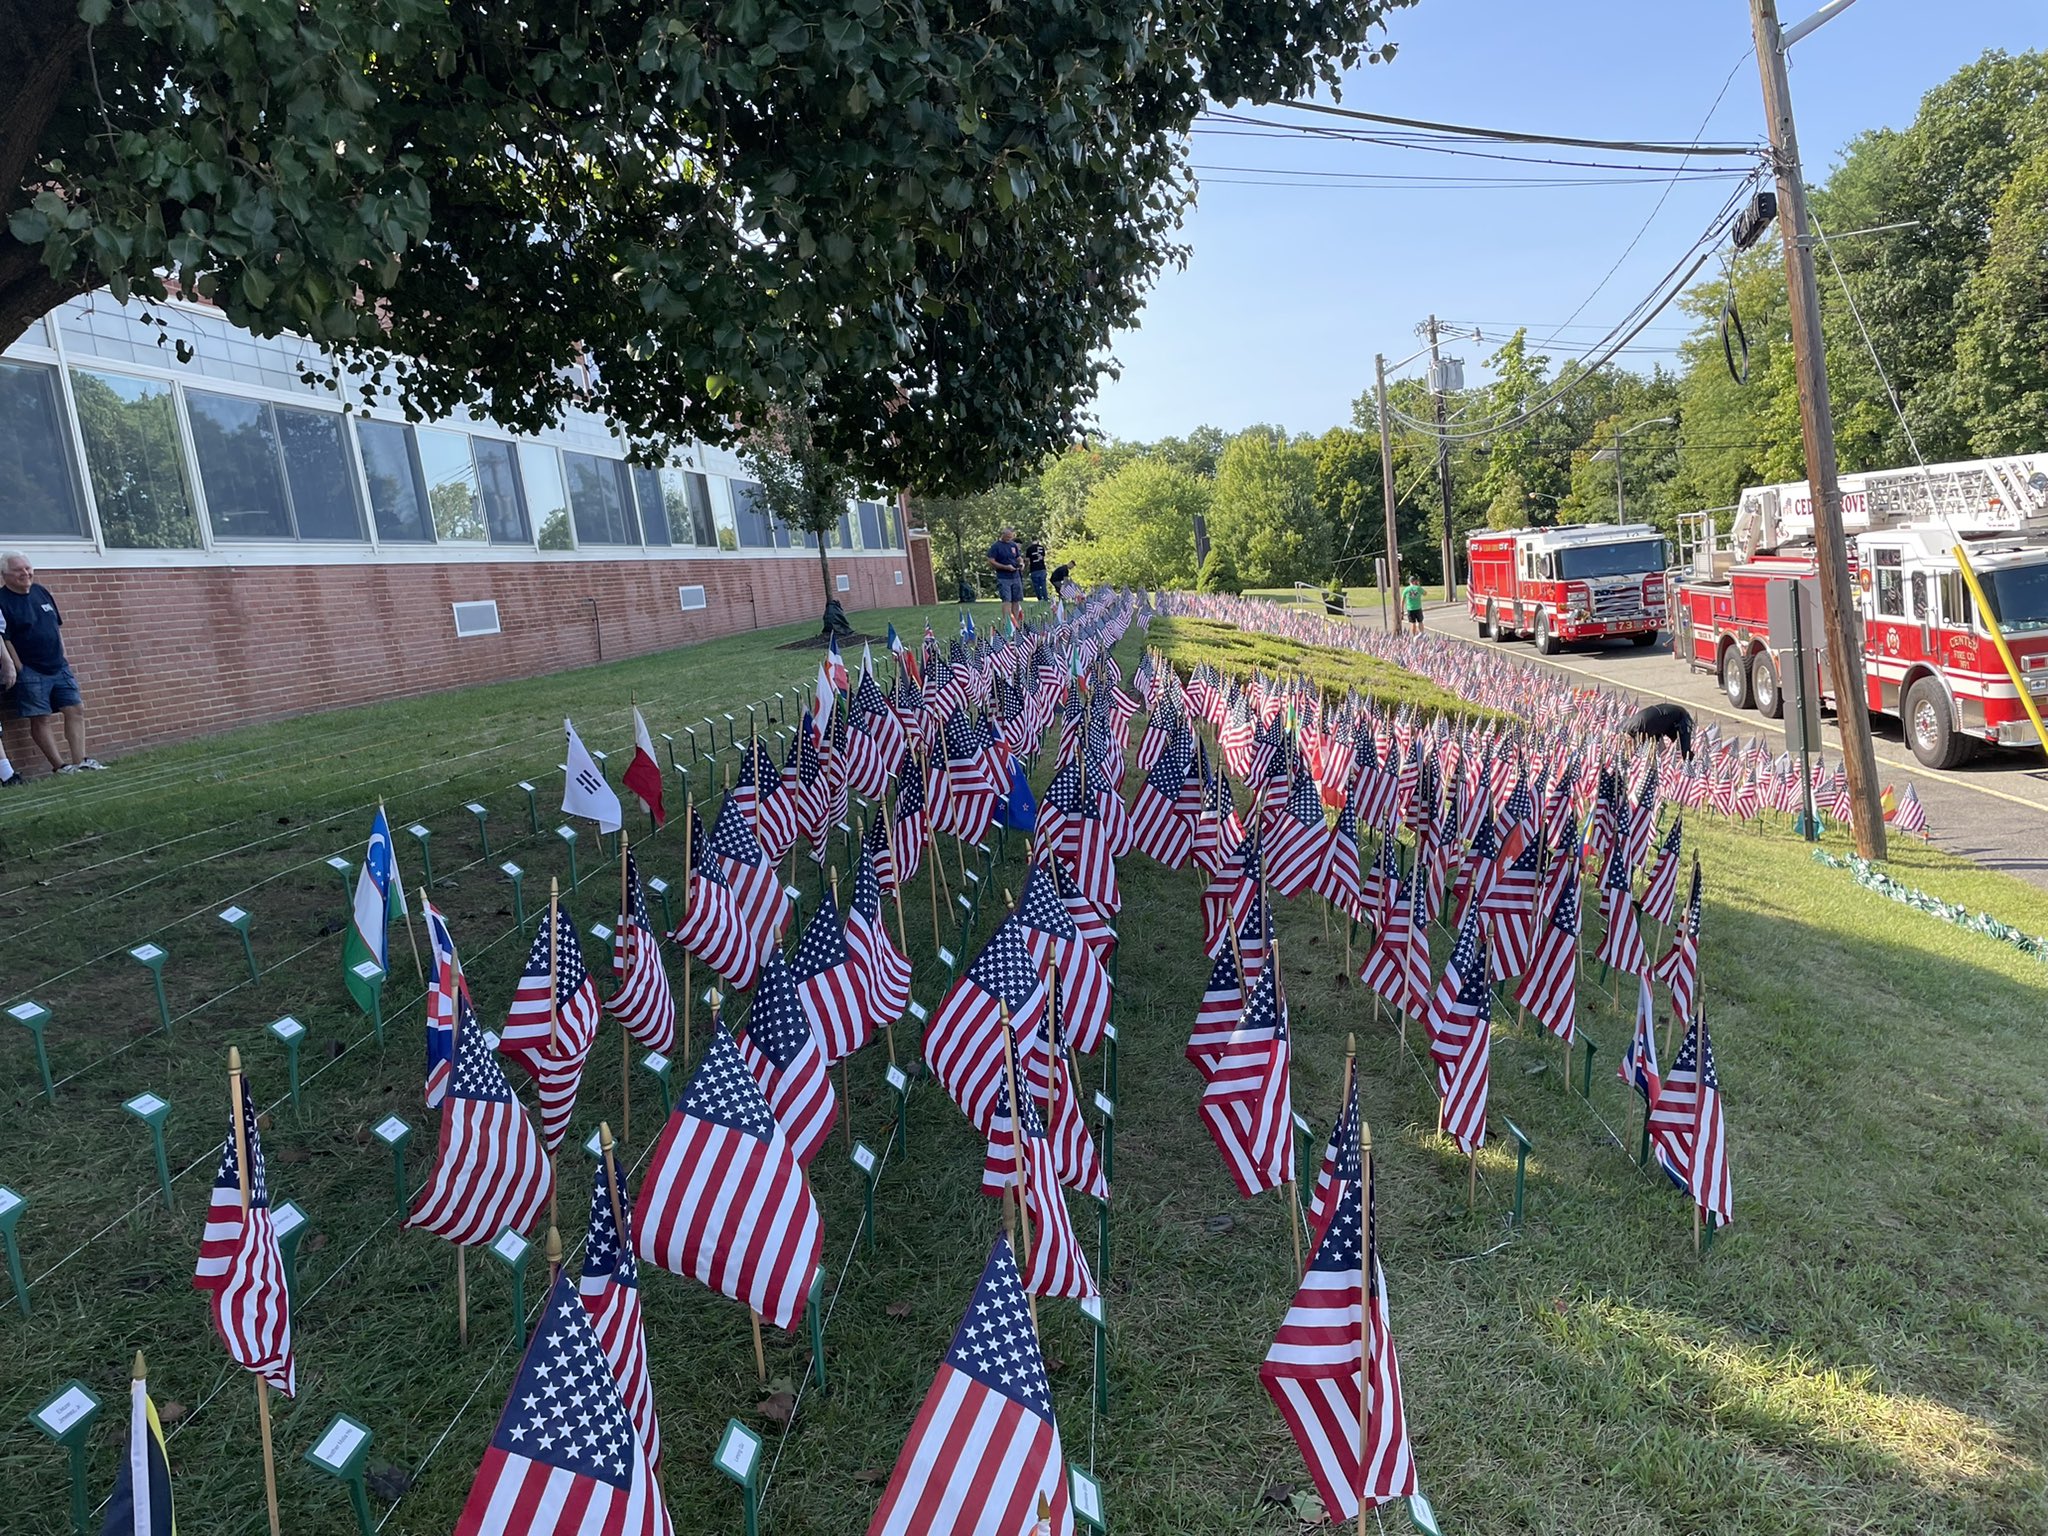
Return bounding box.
[56,763,81,774]
[77,758,106,770]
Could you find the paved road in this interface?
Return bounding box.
[1385,602,2048,892]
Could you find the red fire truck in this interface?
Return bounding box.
[1465,523,1667,654]
[1671,453,2048,768]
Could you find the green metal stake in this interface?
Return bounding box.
[1504,1119,1533,1230]
[488,1230,534,1345]
[713,1418,764,1536]
[805,1270,828,1397]
[647,876,674,934]
[1105,1020,1120,1103]
[556,825,580,888]
[123,1092,174,1212]
[269,1016,306,1114]
[642,1050,675,1118]
[1637,1100,1653,1167]
[326,854,354,909]
[501,862,527,932]
[466,802,491,857]
[722,711,738,750]
[28,1379,102,1536]
[686,725,702,764]
[516,780,540,833]
[219,905,259,983]
[1292,1111,1313,1215]
[7,1000,55,1102]
[304,1413,378,1536]
[886,1063,910,1157]
[1579,1036,1597,1099]
[1701,1210,1719,1255]
[406,823,434,890]
[661,732,678,774]
[0,1185,29,1315]
[1094,1090,1115,1184]
[954,890,974,958]
[851,1141,878,1252]
[273,1200,309,1305]
[350,961,387,1044]
[1081,1292,1108,1418]
[372,1115,412,1217]
[128,943,172,1034]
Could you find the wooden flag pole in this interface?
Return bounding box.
[228,1048,282,1536]
[599,1122,627,1248]
[829,866,853,1149]
[457,1245,469,1347]
[619,831,632,1146]
[998,1003,1039,1336]
[383,799,430,986]
[865,813,902,1068]
[1357,1112,1374,1536]
[546,1224,562,1285]
[750,1312,768,1384]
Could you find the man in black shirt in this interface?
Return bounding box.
[0,553,102,774]
[1024,538,1048,602]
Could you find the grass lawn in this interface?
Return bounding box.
[2,605,2045,1535]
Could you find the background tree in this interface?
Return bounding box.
[1208,428,1330,589]
[1954,141,2048,455]
[1072,459,1207,589]
[3,0,1416,495]
[1309,426,1384,586]
[742,401,857,633]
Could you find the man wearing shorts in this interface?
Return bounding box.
[987,527,1025,628]
[1,553,103,774]
[1025,537,1048,602]
[1402,578,1426,634]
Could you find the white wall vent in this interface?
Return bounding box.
[452,600,501,637]
[835,574,851,592]
[678,584,708,611]
[894,570,904,585]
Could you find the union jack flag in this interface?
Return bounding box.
[632,1020,823,1330]
[580,1153,660,1476]
[864,1236,1073,1536]
[192,1077,295,1396]
[452,1273,671,1536]
[424,897,465,1108]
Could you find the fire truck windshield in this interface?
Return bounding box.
[1980,563,2048,635]
[1554,539,1665,580]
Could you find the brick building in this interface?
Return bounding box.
[0,295,932,765]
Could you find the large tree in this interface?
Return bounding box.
[3,0,1413,492]
[1208,427,1329,589]
[1072,457,1205,589]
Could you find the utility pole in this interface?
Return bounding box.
[1374,353,1401,633]
[1749,0,1887,859]
[1426,315,1457,599]
[1613,421,1626,526]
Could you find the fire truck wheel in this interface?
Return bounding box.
[1534,613,1557,655]
[1478,607,1494,640]
[1630,630,1660,648]
[1720,643,1754,709]
[1905,677,1974,770]
[1752,650,1783,719]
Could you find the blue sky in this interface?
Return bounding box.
[1091,0,2048,443]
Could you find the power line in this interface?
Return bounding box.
[1260,98,1762,157]
[1195,114,1757,175]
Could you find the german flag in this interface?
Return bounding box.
[101,1352,174,1535]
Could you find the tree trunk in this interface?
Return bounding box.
[0,5,91,352]
[816,532,835,626]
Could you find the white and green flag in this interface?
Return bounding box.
[343,807,403,1013]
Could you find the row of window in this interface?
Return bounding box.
[0,356,902,557]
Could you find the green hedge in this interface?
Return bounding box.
[1148,617,1504,725]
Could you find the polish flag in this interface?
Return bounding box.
[623,706,666,827]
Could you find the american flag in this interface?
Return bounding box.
[1637,816,1684,928]
[452,1273,671,1536]
[192,1076,296,1396]
[925,918,1051,1137]
[1650,857,1703,1024]
[1357,864,1430,1022]
[1200,956,1295,1198]
[1428,904,1492,1153]
[1258,1154,1415,1522]
[1264,758,1334,900]
[735,955,838,1166]
[1014,863,1112,1054]
[890,748,928,886]
[424,897,465,1108]
[1593,847,1651,978]
[789,884,867,1063]
[1888,781,1929,836]
[739,736,798,862]
[1310,782,1366,922]
[607,850,676,1054]
[1129,729,1196,868]
[980,1066,1098,1300]
[862,804,900,896]
[1645,1006,1733,1226]
[864,1236,1073,1536]
[670,809,763,992]
[1185,935,1244,1084]
[1031,1027,1108,1203]
[501,903,603,1154]
[1358,816,1401,932]
[580,1154,660,1477]
[1047,854,1118,960]
[410,989,553,1246]
[845,843,912,1034]
[632,1020,823,1331]
[1305,1066,1360,1254]
[845,651,903,799]
[1618,976,1662,1106]
[705,792,788,953]
[1514,870,1581,1044]
[785,714,831,858]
